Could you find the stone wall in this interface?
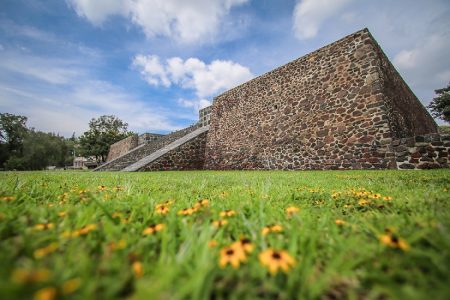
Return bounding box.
[205,28,437,170]
[199,106,212,127]
[106,135,138,162]
[370,33,437,138]
[139,131,207,171]
[138,133,165,145]
[389,134,449,169]
[97,124,199,171]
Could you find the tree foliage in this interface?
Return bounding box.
[428,83,450,123]
[79,115,132,162]
[5,131,69,170]
[0,113,28,167]
[0,112,76,170]
[0,113,28,150]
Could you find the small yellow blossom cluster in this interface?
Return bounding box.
[0,195,15,202]
[261,224,283,235]
[32,278,81,300]
[62,224,97,238]
[34,242,58,259]
[11,268,51,284]
[143,223,164,235]
[285,206,300,217]
[218,238,295,275]
[155,199,174,215]
[112,212,129,224]
[219,238,254,268]
[177,199,209,216]
[379,228,409,251]
[331,188,393,209]
[107,239,127,251]
[259,249,296,275]
[33,223,55,231]
[212,209,236,228]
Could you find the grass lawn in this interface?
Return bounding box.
[0,170,449,299]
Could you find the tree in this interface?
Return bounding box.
[0,113,28,167]
[5,130,69,170]
[0,113,28,152]
[79,115,132,162]
[428,83,450,124]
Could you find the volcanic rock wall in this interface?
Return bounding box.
[106,135,138,162]
[205,28,437,170]
[139,131,207,171]
[389,134,449,169]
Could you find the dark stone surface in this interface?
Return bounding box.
[205,28,438,170]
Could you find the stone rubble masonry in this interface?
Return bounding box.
[389,134,450,169]
[106,135,138,162]
[204,28,439,170]
[138,133,165,145]
[98,28,447,172]
[199,106,212,127]
[139,131,208,171]
[96,124,199,171]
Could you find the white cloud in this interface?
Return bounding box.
[66,0,126,25]
[132,54,254,98]
[393,33,450,90]
[0,49,182,136]
[67,0,249,43]
[132,55,171,87]
[292,0,355,39]
[178,98,211,111]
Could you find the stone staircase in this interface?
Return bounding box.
[94,124,200,171]
[122,126,210,171]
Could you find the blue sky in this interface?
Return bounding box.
[0,0,449,136]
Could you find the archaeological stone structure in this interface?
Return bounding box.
[95,28,449,172]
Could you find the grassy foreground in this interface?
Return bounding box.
[0,170,449,300]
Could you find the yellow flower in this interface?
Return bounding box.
[11,268,51,284]
[231,237,254,254]
[335,219,346,226]
[383,196,393,201]
[358,199,370,206]
[143,224,164,235]
[112,186,124,191]
[286,206,300,217]
[371,193,381,199]
[132,261,144,278]
[156,200,174,209]
[34,243,58,259]
[212,219,228,228]
[259,249,296,275]
[33,287,57,300]
[34,223,55,231]
[97,185,107,191]
[62,278,81,295]
[261,224,283,235]
[0,195,15,202]
[108,239,127,251]
[379,229,409,251]
[208,240,218,248]
[78,224,97,235]
[219,245,247,268]
[58,211,67,218]
[155,205,169,215]
[194,199,209,209]
[219,210,236,218]
[177,207,196,216]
